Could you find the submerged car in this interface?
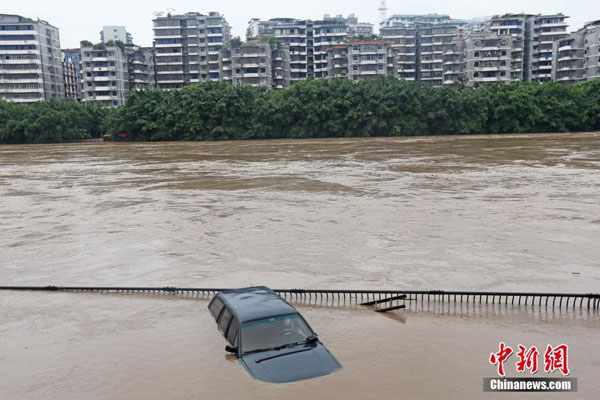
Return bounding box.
[208,286,342,383]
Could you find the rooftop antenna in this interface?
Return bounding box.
[379,0,388,25]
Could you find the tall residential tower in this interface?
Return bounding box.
[152,12,230,89]
[0,14,64,103]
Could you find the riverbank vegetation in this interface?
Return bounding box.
[1,78,599,144]
[0,100,109,144]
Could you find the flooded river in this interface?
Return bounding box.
[1,133,599,399]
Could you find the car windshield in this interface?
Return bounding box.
[241,314,313,354]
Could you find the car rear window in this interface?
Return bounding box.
[209,297,224,320]
[218,308,233,335]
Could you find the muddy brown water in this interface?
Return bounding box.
[1,133,599,399]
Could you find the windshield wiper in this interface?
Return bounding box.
[244,335,319,355]
[272,335,319,350]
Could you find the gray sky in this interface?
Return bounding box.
[4,1,598,48]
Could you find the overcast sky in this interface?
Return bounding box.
[4,1,598,48]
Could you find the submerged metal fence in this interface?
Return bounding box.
[1,286,599,311]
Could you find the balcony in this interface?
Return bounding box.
[92,76,110,81]
[491,24,520,30]
[540,30,565,36]
[480,76,507,82]
[558,65,580,72]
[157,79,184,84]
[558,55,582,62]
[237,73,262,78]
[539,22,567,28]
[0,40,38,47]
[155,43,182,48]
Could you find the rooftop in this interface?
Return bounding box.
[217,286,297,323]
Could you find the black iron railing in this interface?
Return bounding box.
[1,286,599,311]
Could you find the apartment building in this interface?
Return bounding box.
[419,23,463,86]
[486,14,528,81]
[442,39,466,86]
[248,15,371,81]
[100,26,133,46]
[326,41,392,81]
[219,41,291,89]
[322,14,374,39]
[487,13,569,82]
[270,18,311,82]
[62,49,82,99]
[80,44,128,106]
[271,42,292,89]
[552,20,600,83]
[529,15,569,81]
[153,11,230,89]
[247,18,272,40]
[0,14,64,103]
[128,47,156,90]
[381,14,452,28]
[62,59,78,99]
[581,21,600,81]
[464,33,514,86]
[379,25,418,80]
[223,41,272,87]
[326,45,348,79]
[380,15,464,84]
[313,19,348,78]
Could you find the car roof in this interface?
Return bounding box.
[216,286,298,323]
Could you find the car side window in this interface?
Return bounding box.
[227,318,239,346]
[218,308,233,335]
[209,298,224,320]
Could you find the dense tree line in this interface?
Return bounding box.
[0,100,110,144]
[2,78,599,144]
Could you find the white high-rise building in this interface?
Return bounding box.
[0,14,64,103]
[80,44,128,107]
[153,11,231,89]
[552,20,600,84]
[100,26,133,46]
